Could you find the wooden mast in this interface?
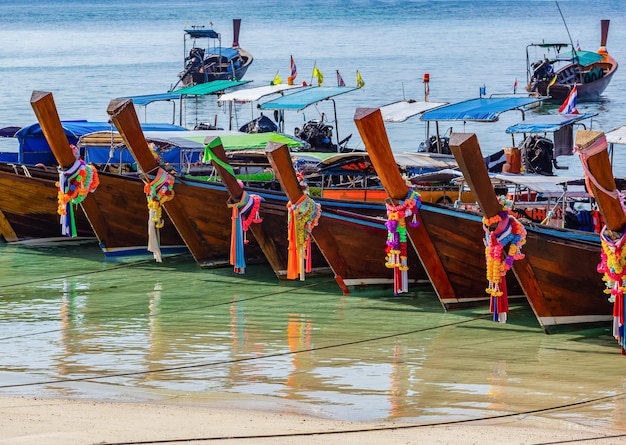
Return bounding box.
[575,129,626,233]
[106,97,214,263]
[265,141,350,294]
[353,107,454,306]
[203,136,286,277]
[29,90,110,242]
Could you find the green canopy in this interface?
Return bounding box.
[173,80,251,96]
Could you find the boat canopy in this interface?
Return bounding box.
[505,113,596,134]
[185,29,219,39]
[606,125,626,145]
[218,84,307,104]
[8,121,185,165]
[379,100,448,123]
[315,151,458,176]
[121,80,251,106]
[260,86,358,111]
[420,97,545,122]
[489,173,588,197]
[554,50,605,67]
[79,130,304,166]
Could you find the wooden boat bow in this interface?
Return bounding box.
[107,98,214,262]
[353,107,455,304]
[30,90,110,241]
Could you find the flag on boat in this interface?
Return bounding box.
[548,74,557,87]
[558,85,579,114]
[272,73,283,85]
[356,70,365,88]
[513,78,518,93]
[576,40,581,51]
[288,56,297,85]
[336,70,346,87]
[312,66,323,86]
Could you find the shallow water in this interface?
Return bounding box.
[0,240,625,430]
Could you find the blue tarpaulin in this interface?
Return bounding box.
[505,113,596,133]
[420,97,545,122]
[260,86,357,111]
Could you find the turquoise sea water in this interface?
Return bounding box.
[0,240,625,429]
[1,0,626,430]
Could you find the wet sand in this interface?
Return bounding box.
[2,396,625,445]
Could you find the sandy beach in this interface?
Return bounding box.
[1,396,625,445]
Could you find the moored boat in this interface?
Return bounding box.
[448,131,612,332]
[354,107,523,310]
[30,91,187,258]
[525,20,618,101]
[176,20,253,89]
[265,141,427,294]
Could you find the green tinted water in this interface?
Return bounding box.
[0,241,625,431]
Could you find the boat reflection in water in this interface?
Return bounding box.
[0,241,624,431]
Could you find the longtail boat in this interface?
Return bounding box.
[353,107,522,309]
[30,91,186,257]
[448,131,612,332]
[265,141,426,294]
[0,164,93,242]
[574,129,626,352]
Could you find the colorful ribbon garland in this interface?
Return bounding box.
[287,194,321,280]
[144,168,175,262]
[385,189,422,295]
[57,150,100,237]
[227,191,263,274]
[598,227,626,354]
[482,209,526,323]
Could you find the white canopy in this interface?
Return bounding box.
[379,100,448,123]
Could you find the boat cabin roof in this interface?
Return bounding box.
[379,100,448,122]
[185,28,220,39]
[606,125,626,145]
[420,97,545,122]
[553,50,605,67]
[123,80,251,106]
[218,84,305,104]
[505,113,596,134]
[260,86,358,111]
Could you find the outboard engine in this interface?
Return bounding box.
[294,119,337,152]
[520,135,554,175]
[418,135,451,154]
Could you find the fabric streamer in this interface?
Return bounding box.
[598,220,626,354]
[144,168,175,262]
[575,135,626,353]
[384,188,422,295]
[286,194,321,280]
[482,205,526,323]
[56,148,100,237]
[227,191,263,274]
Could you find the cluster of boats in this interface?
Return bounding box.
[1,18,624,353]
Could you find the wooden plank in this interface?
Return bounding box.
[353,107,455,305]
[29,91,110,243]
[203,136,286,277]
[106,98,214,263]
[575,129,626,232]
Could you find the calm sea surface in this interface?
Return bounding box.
[1,0,626,430]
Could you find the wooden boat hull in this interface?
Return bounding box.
[418,203,524,309]
[520,224,611,332]
[80,171,187,257]
[257,189,428,290]
[0,164,93,242]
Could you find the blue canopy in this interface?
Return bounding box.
[420,97,545,122]
[185,28,219,39]
[260,86,357,111]
[505,113,596,134]
[10,121,185,165]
